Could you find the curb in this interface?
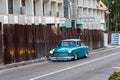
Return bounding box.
[0,57,47,70]
[0,46,116,70]
[90,46,116,55]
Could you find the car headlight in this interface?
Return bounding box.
[50,49,55,54]
[68,50,72,53]
[50,50,53,54]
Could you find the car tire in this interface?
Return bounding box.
[74,54,78,60]
[84,52,89,58]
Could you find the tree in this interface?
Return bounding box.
[102,0,120,31]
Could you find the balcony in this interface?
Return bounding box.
[88,0,93,9]
[57,0,63,3]
[83,0,89,8]
[51,0,56,2]
[0,14,65,25]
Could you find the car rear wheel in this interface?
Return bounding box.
[84,52,89,58]
[74,54,78,60]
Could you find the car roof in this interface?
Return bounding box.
[61,39,82,42]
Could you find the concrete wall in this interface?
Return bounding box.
[43,0,49,16]
[35,0,43,16]
[58,3,63,17]
[25,0,34,16]
[0,0,8,14]
[51,1,57,16]
[13,0,21,14]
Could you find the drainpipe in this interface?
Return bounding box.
[1,23,4,65]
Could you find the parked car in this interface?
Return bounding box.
[49,39,89,61]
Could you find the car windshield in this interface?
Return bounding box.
[58,41,76,47]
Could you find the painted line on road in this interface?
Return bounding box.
[29,52,120,80]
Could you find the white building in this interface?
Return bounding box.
[62,0,107,31]
[0,0,107,30]
[0,0,65,25]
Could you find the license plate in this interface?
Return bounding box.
[56,57,65,60]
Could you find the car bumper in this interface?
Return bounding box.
[50,56,74,61]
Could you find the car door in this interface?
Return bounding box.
[81,42,88,57]
[76,41,84,58]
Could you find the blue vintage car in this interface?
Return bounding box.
[49,39,89,61]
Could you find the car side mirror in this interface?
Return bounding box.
[56,46,58,48]
[81,43,84,46]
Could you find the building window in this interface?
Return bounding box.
[8,0,13,14]
[33,1,36,16]
[22,0,25,6]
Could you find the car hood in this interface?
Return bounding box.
[54,47,75,53]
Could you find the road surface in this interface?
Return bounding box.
[0,46,120,80]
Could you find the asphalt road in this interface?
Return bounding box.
[0,46,120,80]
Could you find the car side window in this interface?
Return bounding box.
[81,42,84,46]
[77,41,81,46]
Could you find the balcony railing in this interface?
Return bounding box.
[57,0,63,3]
[0,14,65,25]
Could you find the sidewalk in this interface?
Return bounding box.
[91,45,115,53]
[0,45,116,70]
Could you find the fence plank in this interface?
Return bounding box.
[0,22,2,64]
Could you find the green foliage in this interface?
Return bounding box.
[101,0,110,6]
[102,0,120,31]
[109,72,120,80]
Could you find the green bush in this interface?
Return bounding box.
[109,72,120,80]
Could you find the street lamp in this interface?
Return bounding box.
[105,1,111,33]
[112,0,115,4]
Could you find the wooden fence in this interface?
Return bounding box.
[3,24,103,64]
